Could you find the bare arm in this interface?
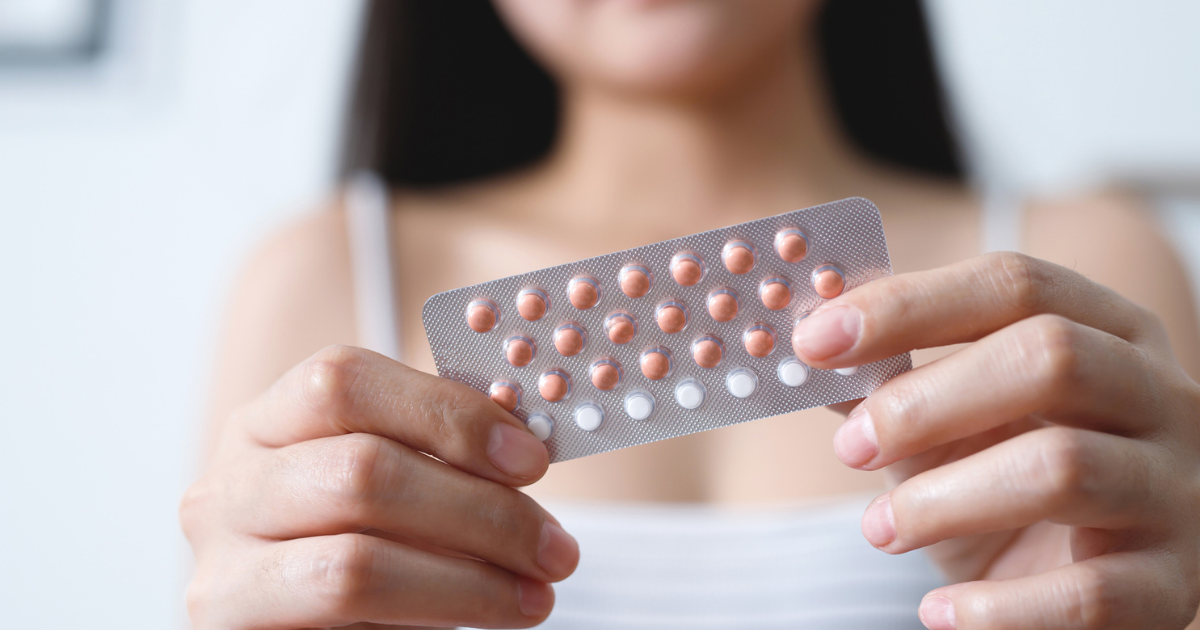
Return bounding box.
[1024,190,1200,377]
[204,204,358,460]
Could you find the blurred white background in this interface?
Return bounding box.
[0,0,364,626]
[0,1,1198,627]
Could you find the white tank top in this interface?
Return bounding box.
[344,173,948,628]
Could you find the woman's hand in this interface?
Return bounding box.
[180,346,578,629]
[794,252,1200,629]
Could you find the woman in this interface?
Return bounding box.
[181,1,1200,628]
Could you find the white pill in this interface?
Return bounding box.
[835,366,859,376]
[725,368,757,399]
[526,413,554,441]
[574,403,604,431]
[624,392,655,421]
[674,379,705,410]
[778,357,810,387]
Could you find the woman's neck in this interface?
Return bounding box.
[533,29,869,230]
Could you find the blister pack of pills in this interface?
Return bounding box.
[422,197,911,463]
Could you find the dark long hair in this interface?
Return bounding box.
[340,0,961,188]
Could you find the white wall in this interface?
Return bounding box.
[0,1,363,626]
[925,0,1200,194]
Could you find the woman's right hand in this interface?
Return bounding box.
[180,345,578,629]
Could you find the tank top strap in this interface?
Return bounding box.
[344,171,402,360]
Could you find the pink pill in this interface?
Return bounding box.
[813,265,845,299]
[692,338,723,369]
[620,265,651,299]
[760,278,792,311]
[640,349,672,381]
[488,382,520,412]
[605,312,636,345]
[591,361,621,391]
[538,371,570,402]
[569,277,599,310]
[671,254,704,287]
[707,290,738,322]
[466,300,498,333]
[505,337,534,368]
[743,326,776,358]
[775,228,808,263]
[517,290,547,321]
[657,305,687,334]
[723,241,755,275]
[553,325,585,356]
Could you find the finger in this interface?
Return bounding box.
[239,345,549,486]
[237,433,578,583]
[202,534,554,630]
[917,552,1199,630]
[861,428,1165,554]
[793,251,1160,368]
[833,314,1159,470]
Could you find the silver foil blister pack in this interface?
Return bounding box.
[422,198,911,463]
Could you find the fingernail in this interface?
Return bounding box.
[862,494,896,548]
[919,594,956,630]
[833,405,878,468]
[792,306,861,360]
[537,518,580,578]
[517,576,555,617]
[487,423,547,479]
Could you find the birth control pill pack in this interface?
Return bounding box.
[422,197,911,463]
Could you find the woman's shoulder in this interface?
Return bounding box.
[235,199,356,326]
[1025,189,1200,374]
[211,199,358,419]
[1023,189,1181,298]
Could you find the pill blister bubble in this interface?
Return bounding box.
[538,369,571,402]
[503,335,536,368]
[812,264,846,299]
[465,299,499,333]
[604,311,636,345]
[574,402,604,432]
[722,240,756,275]
[488,380,522,412]
[590,358,622,391]
[639,347,673,381]
[674,378,706,410]
[742,323,776,358]
[553,323,586,357]
[516,288,549,321]
[759,276,792,311]
[619,264,652,299]
[777,356,810,387]
[655,299,689,334]
[835,366,859,376]
[707,288,738,323]
[526,412,554,441]
[725,367,758,399]
[568,276,600,310]
[775,228,809,263]
[670,252,705,287]
[691,335,724,369]
[624,391,655,421]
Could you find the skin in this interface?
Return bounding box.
[183,0,1200,628]
[793,253,1200,628]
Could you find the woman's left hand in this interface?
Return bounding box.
[793,252,1200,630]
